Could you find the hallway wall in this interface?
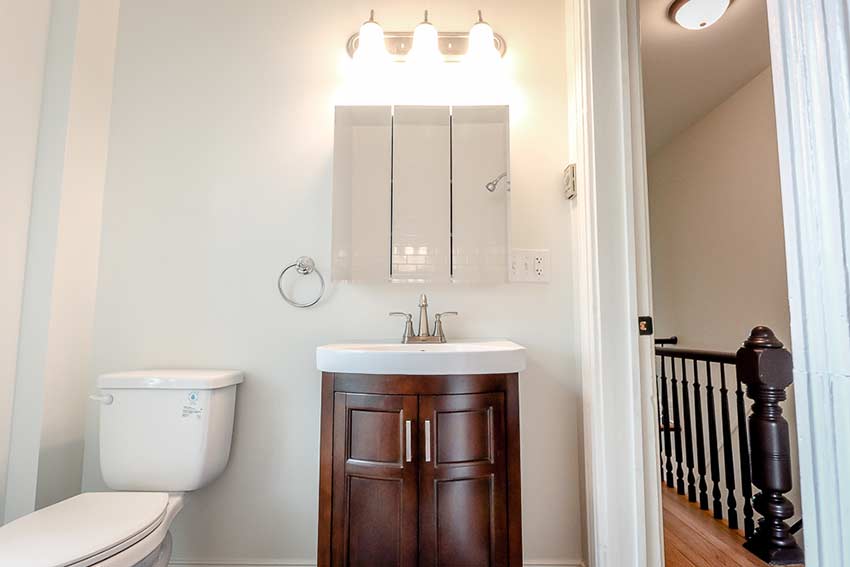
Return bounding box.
[648,67,789,351]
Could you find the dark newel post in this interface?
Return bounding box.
[737,326,804,565]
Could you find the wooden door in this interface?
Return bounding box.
[332,393,419,567]
[418,393,508,567]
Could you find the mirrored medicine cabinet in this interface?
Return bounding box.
[331,105,510,283]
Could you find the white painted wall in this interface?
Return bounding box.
[0,0,52,518]
[35,0,119,511]
[81,1,583,565]
[648,68,791,351]
[4,0,81,522]
[4,0,119,522]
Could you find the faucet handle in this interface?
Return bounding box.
[389,312,415,343]
[433,312,458,343]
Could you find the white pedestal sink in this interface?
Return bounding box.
[316,339,526,375]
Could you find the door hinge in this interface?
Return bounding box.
[638,316,653,336]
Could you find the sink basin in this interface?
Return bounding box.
[316,339,526,376]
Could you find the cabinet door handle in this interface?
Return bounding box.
[425,419,432,463]
[405,420,412,463]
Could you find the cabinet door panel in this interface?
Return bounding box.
[332,393,418,567]
[419,393,508,567]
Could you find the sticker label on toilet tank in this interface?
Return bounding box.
[182,391,203,419]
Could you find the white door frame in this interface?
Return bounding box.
[576,0,850,565]
[764,1,850,565]
[571,0,661,565]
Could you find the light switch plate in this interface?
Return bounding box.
[510,249,550,283]
[563,163,577,200]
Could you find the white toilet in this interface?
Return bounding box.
[0,369,243,567]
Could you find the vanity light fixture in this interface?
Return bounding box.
[668,0,732,30]
[352,10,390,66]
[346,10,507,62]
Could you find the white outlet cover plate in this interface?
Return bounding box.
[510,249,550,283]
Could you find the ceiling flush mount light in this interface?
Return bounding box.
[352,10,390,66]
[668,0,732,30]
[346,10,507,62]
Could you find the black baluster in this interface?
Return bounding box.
[660,356,674,487]
[670,357,685,495]
[735,365,755,539]
[692,359,708,510]
[680,358,696,503]
[720,363,739,529]
[705,362,723,519]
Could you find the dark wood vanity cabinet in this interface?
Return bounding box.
[318,373,523,567]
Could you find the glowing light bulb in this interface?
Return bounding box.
[408,11,443,67]
[465,11,500,66]
[353,10,390,67]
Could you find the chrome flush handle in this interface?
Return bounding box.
[89,393,114,405]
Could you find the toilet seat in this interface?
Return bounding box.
[0,492,174,567]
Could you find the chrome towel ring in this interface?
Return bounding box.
[277,256,325,308]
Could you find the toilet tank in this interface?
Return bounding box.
[95,369,244,492]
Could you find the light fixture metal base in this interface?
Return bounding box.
[346,30,507,61]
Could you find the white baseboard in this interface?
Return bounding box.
[169,559,584,567]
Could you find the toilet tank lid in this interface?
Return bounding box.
[98,369,244,389]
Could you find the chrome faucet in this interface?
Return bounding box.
[390,294,457,343]
[417,294,431,338]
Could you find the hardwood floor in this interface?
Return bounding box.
[662,485,766,567]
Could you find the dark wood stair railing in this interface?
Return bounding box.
[737,327,804,565]
[655,326,804,565]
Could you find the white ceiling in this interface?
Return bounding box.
[640,0,772,154]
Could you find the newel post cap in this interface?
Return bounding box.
[736,326,793,388]
[743,325,784,349]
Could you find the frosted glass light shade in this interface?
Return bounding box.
[353,19,390,66]
[408,21,442,66]
[465,21,500,65]
[670,0,731,30]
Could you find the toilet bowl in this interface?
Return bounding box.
[0,369,243,566]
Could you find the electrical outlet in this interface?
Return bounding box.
[510,249,550,283]
[532,249,550,282]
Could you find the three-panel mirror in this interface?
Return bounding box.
[332,105,510,283]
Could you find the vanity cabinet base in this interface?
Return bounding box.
[317,373,523,567]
